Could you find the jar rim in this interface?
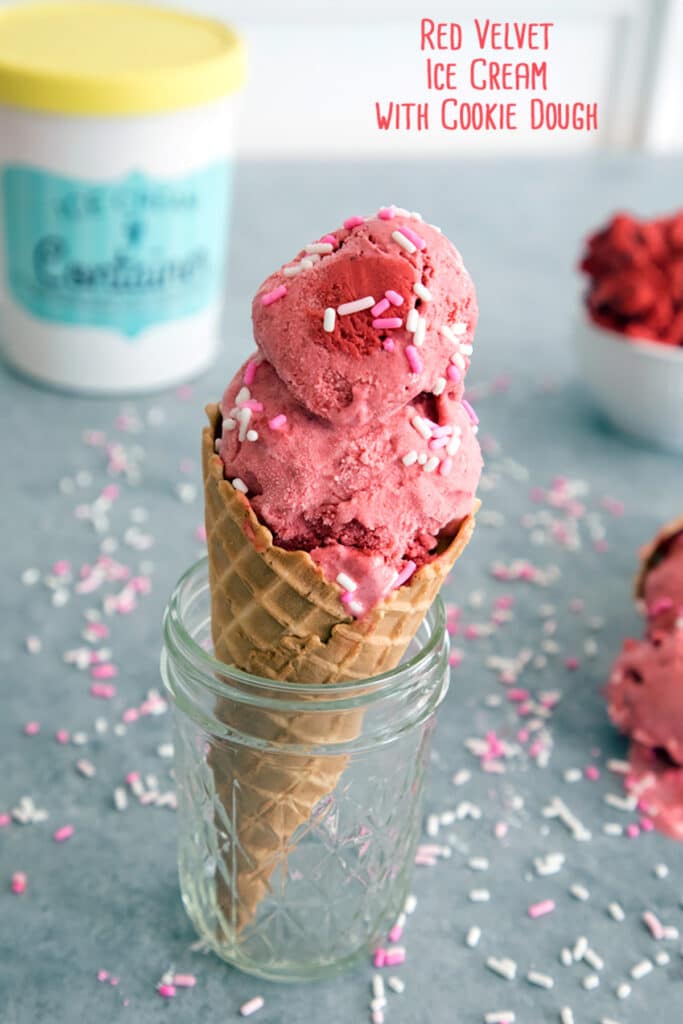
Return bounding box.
[163,557,447,705]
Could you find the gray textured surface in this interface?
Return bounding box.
[2,157,683,1023]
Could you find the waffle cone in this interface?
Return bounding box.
[202,403,477,932]
[634,516,683,600]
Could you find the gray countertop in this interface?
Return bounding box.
[2,157,683,1023]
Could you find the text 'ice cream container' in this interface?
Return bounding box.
[0,1,245,393]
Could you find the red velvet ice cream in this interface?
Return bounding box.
[218,207,482,615]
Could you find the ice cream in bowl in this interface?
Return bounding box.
[575,210,683,451]
[162,207,482,978]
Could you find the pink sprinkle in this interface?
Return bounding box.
[11,872,27,894]
[55,729,70,745]
[494,822,508,839]
[87,622,109,639]
[405,345,423,374]
[517,701,532,717]
[439,457,453,477]
[448,649,463,667]
[500,669,517,684]
[53,825,74,843]
[243,360,259,387]
[429,436,450,451]
[97,970,109,982]
[584,765,600,781]
[0,814,10,827]
[382,339,395,352]
[126,771,140,784]
[648,597,673,617]
[173,974,197,988]
[101,484,119,501]
[122,708,139,723]
[195,524,207,542]
[388,923,403,943]
[385,289,404,306]
[528,899,555,919]
[321,234,337,246]
[431,425,453,437]
[626,824,640,839]
[640,817,655,832]
[446,364,461,383]
[131,575,152,595]
[53,560,71,577]
[373,948,387,968]
[158,984,176,999]
[24,721,40,736]
[384,947,406,966]
[344,215,365,229]
[91,663,117,680]
[261,285,287,307]
[90,682,116,699]
[109,977,119,986]
[462,399,479,425]
[373,317,402,329]
[393,560,417,588]
[268,414,287,431]
[517,729,530,743]
[565,657,580,671]
[507,689,529,702]
[495,596,514,609]
[529,740,544,758]
[397,224,426,250]
[464,625,479,640]
[378,206,396,220]
[241,399,264,412]
[371,298,390,317]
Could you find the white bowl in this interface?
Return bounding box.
[575,315,683,452]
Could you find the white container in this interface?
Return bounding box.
[575,314,683,452]
[0,2,245,393]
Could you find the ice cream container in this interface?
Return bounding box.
[0,1,245,393]
[575,314,683,452]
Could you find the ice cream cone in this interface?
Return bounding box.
[635,516,683,600]
[202,403,477,932]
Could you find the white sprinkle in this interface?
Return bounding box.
[439,810,456,826]
[662,925,679,940]
[235,386,250,405]
[630,959,653,980]
[231,478,248,494]
[323,307,336,332]
[560,948,573,967]
[560,1009,574,1024]
[417,452,427,465]
[404,894,417,915]
[527,970,554,990]
[337,296,375,316]
[423,456,439,474]
[413,282,432,302]
[114,787,128,811]
[25,635,42,654]
[246,430,259,442]
[604,793,638,812]
[616,982,631,999]
[603,823,623,836]
[544,797,591,841]
[392,229,416,254]
[402,450,418,466]
[446,434,461,457]
[237,406,252,442]
[72,731,88,746]
[460,342,473,355]
[283,263,303,277]
[584,948,604,971]
[534,852,565,877]
[176,482,197,504]
[414,316,426,347]
[484,1014,515,1024]
[52,589,70,608]
[564,768,582,783]
[655,950,670,966]
[21,568,40,586]
[305,242,333,254]
[606,758,630,775]
[411,415,432,440]
[569,883,590,902]
[387,976,405,994]
[76,759,96,778]
[582,973,600,990]
[300,257,315,269]
[471,889,491,904]
[426,814,440,838]
[654,862,669,879]
[370,997,386,1013]
[466,926,482,948]
[486,957,516,980]
[573,936,589,961]
[372,975,385,1000]
[433,376,446,396]
[469,857,489,872]
[608,902,625,921]
[601,1019,621,1024]
[405,308,419,333]
[240,996,265,1017]
[94,718,108,735]
[336,572,357,593]
[451,321,467,334]
[157,743,174,759]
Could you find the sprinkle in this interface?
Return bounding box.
[447,364,461,383]
[405,345,423,374]
[336,573,357,593]
[433,377,446,396]
[406,308,419,333]
[114,787,128,811]
[466,926,482,948]
[470,889,491,903]
[655,951,670,966]
[268,415,287,431]
[413,281,432,302]
[527,970,554,989]
[411,415,431,440]
[385,289,404,306]
[560,1010,574,1024]
[528,899,555,919]
[393,561,417,588]
[630,959,653,980]
[653,862,669,879]
[53,825,74,843]
[608,902,625,921]
[343,215,365,229]
[625,823,640,838]
[338,296,375,316]
[468,857,489,872]
[323,307,337,332]
[261,285,287,306]
[231,478,248,494]
[642,910,664,939]
[384,946,406,966]
[582,973,600,990]
[402,451,418,466]
[404,894,417,914]
[584,948,604,971]
[396,224,426,250]
[414,316,426,347]
[382,338,395,352]
[173,974,196,988]
[392,229,417,254]
[76,759,96,778]
[486,957,517,980]
[371,298,390,317]
[387,976,405,994]
[305,242,333,254]
[573,936,589,961]
[246,430,259,442]
[243,360,259,386]
[11,872,27,894]
[423,455,439,473]
[157,984,176,998]
[560,948,573,967]
[484,1014,515,1024]
[462,399,479,425]
[283,263,303,277]
[616,982,631,999]
[23,721,40,736]
[378,206,396,220]
[373,317,402,330]
[569,884,590,902]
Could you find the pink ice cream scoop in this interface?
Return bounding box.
[218,208,482,615]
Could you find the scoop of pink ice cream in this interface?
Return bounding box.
[642,531,683,634]
[252,210,476,427]
[606,631,683,766]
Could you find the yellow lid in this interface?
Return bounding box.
[0,1,246,116]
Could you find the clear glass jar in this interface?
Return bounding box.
[161,558,449,982]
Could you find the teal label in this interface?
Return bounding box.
[1,162,230,336]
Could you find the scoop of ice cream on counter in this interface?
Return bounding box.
[218,206,482,615]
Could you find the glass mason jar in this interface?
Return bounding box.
[161,558,450,982]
